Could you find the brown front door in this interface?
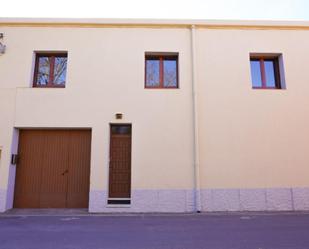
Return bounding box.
[14,130,91,208]
[109,124,132,199]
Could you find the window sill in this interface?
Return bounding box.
[145,87,179,89]
[252,87,283,90]
[106,204,131,208]
[33,85,66,88]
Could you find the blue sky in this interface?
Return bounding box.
[1,0,309,20]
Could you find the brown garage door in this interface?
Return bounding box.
[14,130,91,208]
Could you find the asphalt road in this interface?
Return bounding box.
[0,213,309,249]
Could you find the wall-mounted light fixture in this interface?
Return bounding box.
[0,33,6,54]
[115,113,123,119]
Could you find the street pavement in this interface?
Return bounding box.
[0,212,309,249]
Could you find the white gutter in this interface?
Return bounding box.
[190,25,202,212]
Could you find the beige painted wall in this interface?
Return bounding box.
[196,29,309,188]
[0,90,16,190]
[0,27,195,193]
[1,23,309,205]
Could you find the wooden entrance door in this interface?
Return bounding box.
[109,124,132,199]
[14,130,91,208]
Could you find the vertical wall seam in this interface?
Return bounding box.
[237,189,241,211]
[291,188,295,211]
[264,188,268,210]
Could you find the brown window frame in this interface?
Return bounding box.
[33,53,68,88]
[250,56,281,89]
[145,54,179,89]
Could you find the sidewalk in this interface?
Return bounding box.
[1,211,309,249]
[2,208,309,216]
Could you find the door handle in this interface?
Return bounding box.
[61,169,69,176]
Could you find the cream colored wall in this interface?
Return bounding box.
[0,27,195,194]
[196,29,309,189]
[0,90,16,190]
[2,24,309,202]
[0,28,18,208]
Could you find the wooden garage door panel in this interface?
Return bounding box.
[67,130,91,208]
[14,130,91,208]
[14,130,46,208]
[39,131,68,208]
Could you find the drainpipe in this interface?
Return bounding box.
[190,25,202,212]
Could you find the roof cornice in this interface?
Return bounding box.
[1,18,309,30]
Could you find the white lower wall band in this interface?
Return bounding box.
[89,188,309,213]
[0,189,7,212]
[1,187,309,213]
[200,188,309,211]
[89,189,195,213]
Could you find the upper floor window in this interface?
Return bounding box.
[145,53,178,88]
[250,54,282,89]
[33,53,68,88]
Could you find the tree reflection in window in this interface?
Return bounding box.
[145,54,178,88]
[146,59,160,87]
[163,59,177,87]
[54,57,67,85]
[34,53,67,87]
[37,57,50,85]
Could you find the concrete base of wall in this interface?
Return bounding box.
[2,187,309,213]
[89,189,195,213]
[201,188,309,211]
[0,189,6,212]
[89,188,309,213]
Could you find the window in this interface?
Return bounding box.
[145,54,178,88]
[33,53,68,88]
[250,55,282,89]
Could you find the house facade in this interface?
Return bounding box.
[1,18,309,212]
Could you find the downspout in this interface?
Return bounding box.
[190,25,202,212]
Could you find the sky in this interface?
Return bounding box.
[1,0,309,20]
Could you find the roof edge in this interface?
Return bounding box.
[1,18,309,29]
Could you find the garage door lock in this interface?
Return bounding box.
[61,169,69,176]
